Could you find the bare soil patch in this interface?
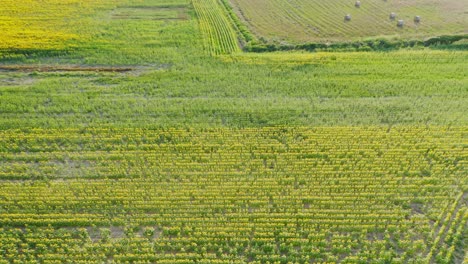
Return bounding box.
[0,65,133,73]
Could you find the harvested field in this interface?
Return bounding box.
[228,0,468,43]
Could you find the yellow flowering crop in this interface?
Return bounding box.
[0,0,117,50]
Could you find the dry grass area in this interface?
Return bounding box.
[228,0,468,43]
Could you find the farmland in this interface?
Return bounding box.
[228,0,468,44]
[0,127,466,263]
[0,0,467,263]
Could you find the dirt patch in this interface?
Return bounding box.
[84,226,125,242]
[0,65,133,73]
[110,226,125,239]
[366,232,384,241]
[52,159,93,179]
[410,202,424,215]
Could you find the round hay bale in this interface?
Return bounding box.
[355,1,361,7]
[389,12,396,20]
[397,19,404,27]
[414,16,421,23]
[344,14,352,21]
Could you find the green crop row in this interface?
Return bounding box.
[192,0,240,54]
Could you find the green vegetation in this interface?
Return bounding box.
[1,50,467,128]
[0,0,467,263]
[244,35,468,53]
[193,0,241,54]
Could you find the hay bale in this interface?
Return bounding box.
[344,14,351,21]
[355,1,361,7]
[389,12,396,20]
[414,16,421,23]
[397,19,404,27]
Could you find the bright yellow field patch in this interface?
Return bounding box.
[0,0,117,50]
[0,126,466,262]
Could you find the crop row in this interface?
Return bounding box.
[192,0,241,54]
[0,127,465,262]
